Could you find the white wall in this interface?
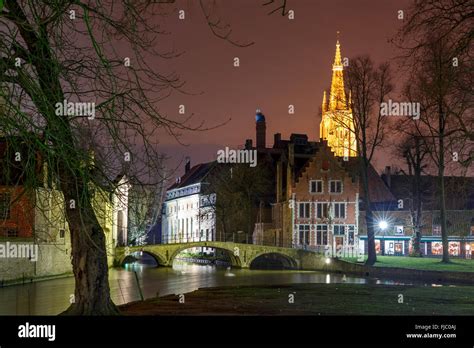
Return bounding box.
[162,192,216,245]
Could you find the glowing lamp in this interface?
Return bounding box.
[378,220,388,230]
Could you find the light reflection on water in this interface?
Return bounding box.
[0,260,412,315]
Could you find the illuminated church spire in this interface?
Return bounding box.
[322,90,327,113]
[329,40,347,111]
[320,36,357,158]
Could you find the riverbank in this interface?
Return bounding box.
[342,256,474,272]
[120,283,474,315]
[327,258,474,285]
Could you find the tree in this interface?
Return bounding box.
[395,135,430,257]
[1,0,247,314]
[127,177,166,246]
[395,0,474,263]
[344,56,393,265]
[204,162,272,243]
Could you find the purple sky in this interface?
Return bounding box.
[155,0,412,176]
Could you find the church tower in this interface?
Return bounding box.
[320,39,357,158]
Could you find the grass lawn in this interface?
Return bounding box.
[342,256,474,272]
[120,283,474,315]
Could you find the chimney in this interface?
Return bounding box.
[274,133,281,147]
[255,109,266,149]
[245,139,253,150]
[384,166,391,188]
[185,157,191,174]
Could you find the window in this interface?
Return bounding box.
[0,193,11,220]
[333,225,345,236]
[59,229,65,239]
[333,203,346,219]
[394,225,404,235]
[347,225,355,245]
[6,229,18,237]
[449,242,460,256]
[432,225,441,236]
[298,225,310,245]
[431,241,442,255]
[298,203,310,219]
[310,180,323,194]
[316,203,328,219]
[329,180,342,193]
[316,225,328,245]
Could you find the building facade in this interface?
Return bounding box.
[290,144,359,250]
[161,162,217,248]
[0,138,130,283]
[357,169,474,258]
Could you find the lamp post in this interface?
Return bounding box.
[378,220,388,256]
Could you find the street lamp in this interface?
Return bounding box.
[378,220,388,256]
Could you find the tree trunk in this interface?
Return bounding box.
[439,166,449,263]
[411,142,423,257]
[438,105,449,263]
[361,158,376,266]
[59,172,119,315]
[411,226,422,257]
[365,207,377,265]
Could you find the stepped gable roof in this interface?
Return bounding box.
[341,158,396,204]
[296,152,396,205]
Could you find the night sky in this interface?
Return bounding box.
[155,0,412,175]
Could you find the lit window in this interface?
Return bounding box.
[347,225,355,245]
[394,225,404,235]
[431,242,442,255]
[449,242,460,256]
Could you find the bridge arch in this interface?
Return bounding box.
[168,243,242,268]
[120,250,167,267]
[249,252,298,270]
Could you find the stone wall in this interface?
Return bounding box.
[0,239,73,285]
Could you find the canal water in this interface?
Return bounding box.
[0,259,409,315]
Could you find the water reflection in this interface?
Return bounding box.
[0,260,413,315]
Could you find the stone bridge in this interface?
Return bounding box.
[115,242,327,270]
